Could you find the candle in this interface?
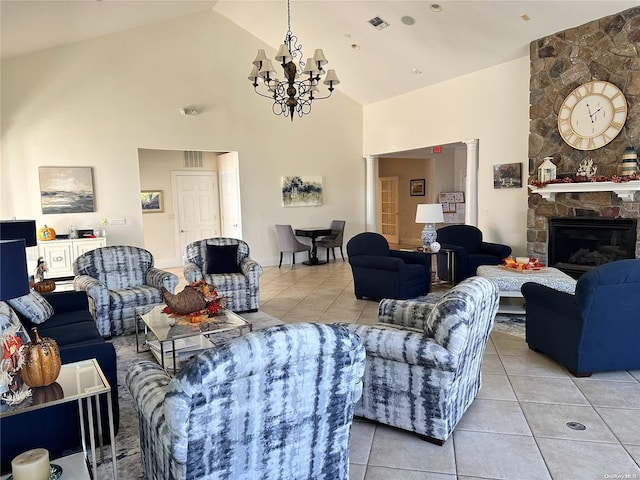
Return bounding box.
[11,448,50,480]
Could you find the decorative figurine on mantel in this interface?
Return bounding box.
[538,156,557,182]
[576,158,597,178]
[621,146,638,176]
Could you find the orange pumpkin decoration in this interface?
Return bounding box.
[20,328,61,387]
[31,382,64,405]
[37,225,56,241]
[33,280,56,293]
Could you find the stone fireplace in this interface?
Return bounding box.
[526,7,640,269]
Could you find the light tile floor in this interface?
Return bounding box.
[170,261,640,480]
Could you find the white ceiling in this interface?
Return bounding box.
[1,0,638,105]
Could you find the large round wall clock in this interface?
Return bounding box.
[557,80,627,151]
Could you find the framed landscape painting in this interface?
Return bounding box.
[39,166,95,214]
[141,190,164,213]
[281,176,323,207]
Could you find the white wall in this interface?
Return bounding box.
[364,57,530,255]
[1,10,364,267]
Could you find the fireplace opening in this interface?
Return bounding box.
[548,217,637,279]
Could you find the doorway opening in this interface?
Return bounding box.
[138,148,242,268]
[374,141,471,247]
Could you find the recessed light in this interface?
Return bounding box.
[520,13,531,21]
[345,33,352,39]
[351,44,361,50]
[401,16,416,26]
[430,4,442,13]
[412,68,422,75]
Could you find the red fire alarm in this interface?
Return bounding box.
[433,145,442,153]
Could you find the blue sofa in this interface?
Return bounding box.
[436,225,512,284]
[347,232,431,300]
[521,259,640,376]
[0,291,119,473]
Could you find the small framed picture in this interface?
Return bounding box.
[493,163,522,189]
[410,179,425,196]
[141,190,164,213]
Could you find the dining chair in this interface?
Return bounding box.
[316,220,346,263]
[275,224,311,268]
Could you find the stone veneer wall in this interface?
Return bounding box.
[527,6,640,264]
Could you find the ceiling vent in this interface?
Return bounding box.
[368,16,390,30]
[183,150,203,168]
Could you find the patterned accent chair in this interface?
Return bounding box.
[73,245,178,337]
[183,238,262,312]
[125,323,366,480]
[342,276,499,445]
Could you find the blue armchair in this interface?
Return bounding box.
[126,323,365,480]
[73,245,178,336]
[346,232,431,300]
[342,276,499,444]
[522,259,640,377]
[436,225,511,284]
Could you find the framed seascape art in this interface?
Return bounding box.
[493,163,522,189]
[281,176,323,207]
[410,179,425,196]
[39,166,95,214]
[141,190,164,213]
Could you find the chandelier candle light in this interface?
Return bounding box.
[248,0,339,121]
[415,204,444,252]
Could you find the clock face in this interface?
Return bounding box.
[558,81,627,151]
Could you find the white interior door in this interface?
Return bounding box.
[217,152,242,239]
[378,176,399,244]
[172,171,220,263]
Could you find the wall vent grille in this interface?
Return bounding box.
[183,151,203,168]
[368,16,390,30]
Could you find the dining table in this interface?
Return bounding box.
[294,227,332,265]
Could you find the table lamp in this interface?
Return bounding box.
[415,204,444,252]
[0,239,30,301]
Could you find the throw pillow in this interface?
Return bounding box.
[7,291,54,325]
[0,301,31,343]
[206,244,240,274]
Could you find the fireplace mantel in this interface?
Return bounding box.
[528,181,640,202]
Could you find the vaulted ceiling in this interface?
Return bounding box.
[1,1,637,105]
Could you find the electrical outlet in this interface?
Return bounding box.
[108,218,126,226]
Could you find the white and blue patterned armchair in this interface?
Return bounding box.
[343,276,499,445]
[183,238,263,312]
[125,323,366,480]
[73,245,178,337]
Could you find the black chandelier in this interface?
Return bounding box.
[248,0,339,121]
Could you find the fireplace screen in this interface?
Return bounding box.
[548,217,637,277]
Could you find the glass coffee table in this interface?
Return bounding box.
[0,359,118,480]
[135,304,252,373]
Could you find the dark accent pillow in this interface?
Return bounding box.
[206,244,240,274]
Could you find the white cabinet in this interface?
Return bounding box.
[38,238,106,279]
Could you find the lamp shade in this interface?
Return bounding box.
[415,204,444,224]
[0,239,29,301]
[0,220,37,247]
